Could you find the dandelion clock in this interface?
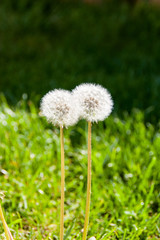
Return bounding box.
[73,83,113,240]
[40,89,79,240]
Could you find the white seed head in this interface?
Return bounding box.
[40,89,79,127]
[73,83,113,122]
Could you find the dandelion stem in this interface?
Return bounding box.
[60,126,65,240]
[83,121,92,240]
[0,204,11,240]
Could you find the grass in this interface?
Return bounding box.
[0,95,160,239]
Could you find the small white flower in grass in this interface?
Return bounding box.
[73,83,113,122]
[40,89,79,127]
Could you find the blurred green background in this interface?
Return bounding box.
[0,1,160,239]
[0,0,160,122]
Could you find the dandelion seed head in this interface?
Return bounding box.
[73,83,113,122]
[40,89,79,127]
[89,237,96,240]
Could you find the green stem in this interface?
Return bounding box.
[60,126,65,240]
[0,204,11,240]
[82,121,92,240]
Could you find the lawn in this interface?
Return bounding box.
[0,96,159,239]
[0,1,160,238]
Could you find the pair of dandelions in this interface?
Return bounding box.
[40,83,113,240]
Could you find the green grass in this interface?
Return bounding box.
[0,96,159,239]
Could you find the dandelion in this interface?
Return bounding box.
[0,192,14,240]
[73,83,113,123]
[40,89,79,240]
[73,83,113,240]
[40,89,79,128]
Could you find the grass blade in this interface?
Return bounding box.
[63,218,76,240]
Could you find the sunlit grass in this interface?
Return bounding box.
[0,96,160,239]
